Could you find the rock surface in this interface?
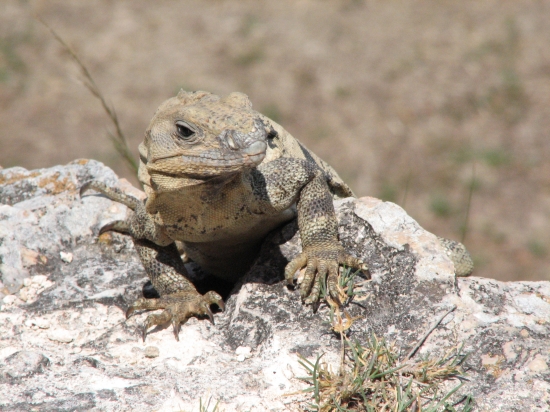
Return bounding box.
[0,160,549,411]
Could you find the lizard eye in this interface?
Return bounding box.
[175,122,195,139]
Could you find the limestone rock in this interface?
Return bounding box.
[0,160,549,411]
[1,350,50,382]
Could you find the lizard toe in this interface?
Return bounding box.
[304,262,327,305]
[80,180,140,210]
[327,262,342,306]
[284,253,308,286]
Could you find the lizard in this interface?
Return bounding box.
[81,90,473,341]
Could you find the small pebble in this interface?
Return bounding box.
[60,252,73,263]
[25,318,50,329]
[3,295,17,305]
[235,346,251,356]
[20,247,40,266]
[19,289,29,302]
[236,346,251,362]
[47,329,74,343]
[31,275,48,286]
[520,329,530,338]
[144,346,159,358]
[528,355,548,373]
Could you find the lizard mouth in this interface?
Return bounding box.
[151,140,266,164]
[147,134,267,177]
[147,147,266,177]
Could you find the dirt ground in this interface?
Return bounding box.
[1,0,549,282]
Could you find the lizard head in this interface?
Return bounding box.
[140,90,272,190]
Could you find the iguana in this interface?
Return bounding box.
[81,90,473,340]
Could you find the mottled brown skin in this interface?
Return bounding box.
[81,90,365,340]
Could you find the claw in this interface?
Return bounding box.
[99,224,114,236]
[203,291,225,312]
[285,253,307,286]
[311,301,320,313]
[329,293,342,307]
[79,181,92,197]
[98,220,131,236]
[126,297,148,319]
[172,322,181,341]
[206,307,214,324]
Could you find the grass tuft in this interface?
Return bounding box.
[298,333,471,411]
[298,295,471,411]
[198,397,221,412]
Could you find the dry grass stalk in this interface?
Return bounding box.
[38,18,138,175]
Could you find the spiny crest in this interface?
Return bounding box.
[176,89,211,105]
[220,92,253,110]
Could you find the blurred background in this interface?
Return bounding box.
[1,0,549,282]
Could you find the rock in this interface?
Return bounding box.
[144,346,160,358]
[2,294,22,307]
[528,355,549,373]
[25,317,51,329]
[1,351,50,382]
[0,160,549,411]
[0,265,29,294]
[0,281,7,300]
[59,251,73,263]
[47,328,75,343]
[235,346,252,362]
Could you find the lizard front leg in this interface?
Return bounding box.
[128,240,223,341]
[254,160,366,305]
[289,173,366,304]
[81,181,223,340]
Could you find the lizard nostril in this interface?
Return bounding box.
[243,141,267,156]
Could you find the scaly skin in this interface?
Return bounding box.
[82,90,365,340]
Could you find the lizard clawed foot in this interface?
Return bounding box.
[284,247,367,306]
[126,291,224,341]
